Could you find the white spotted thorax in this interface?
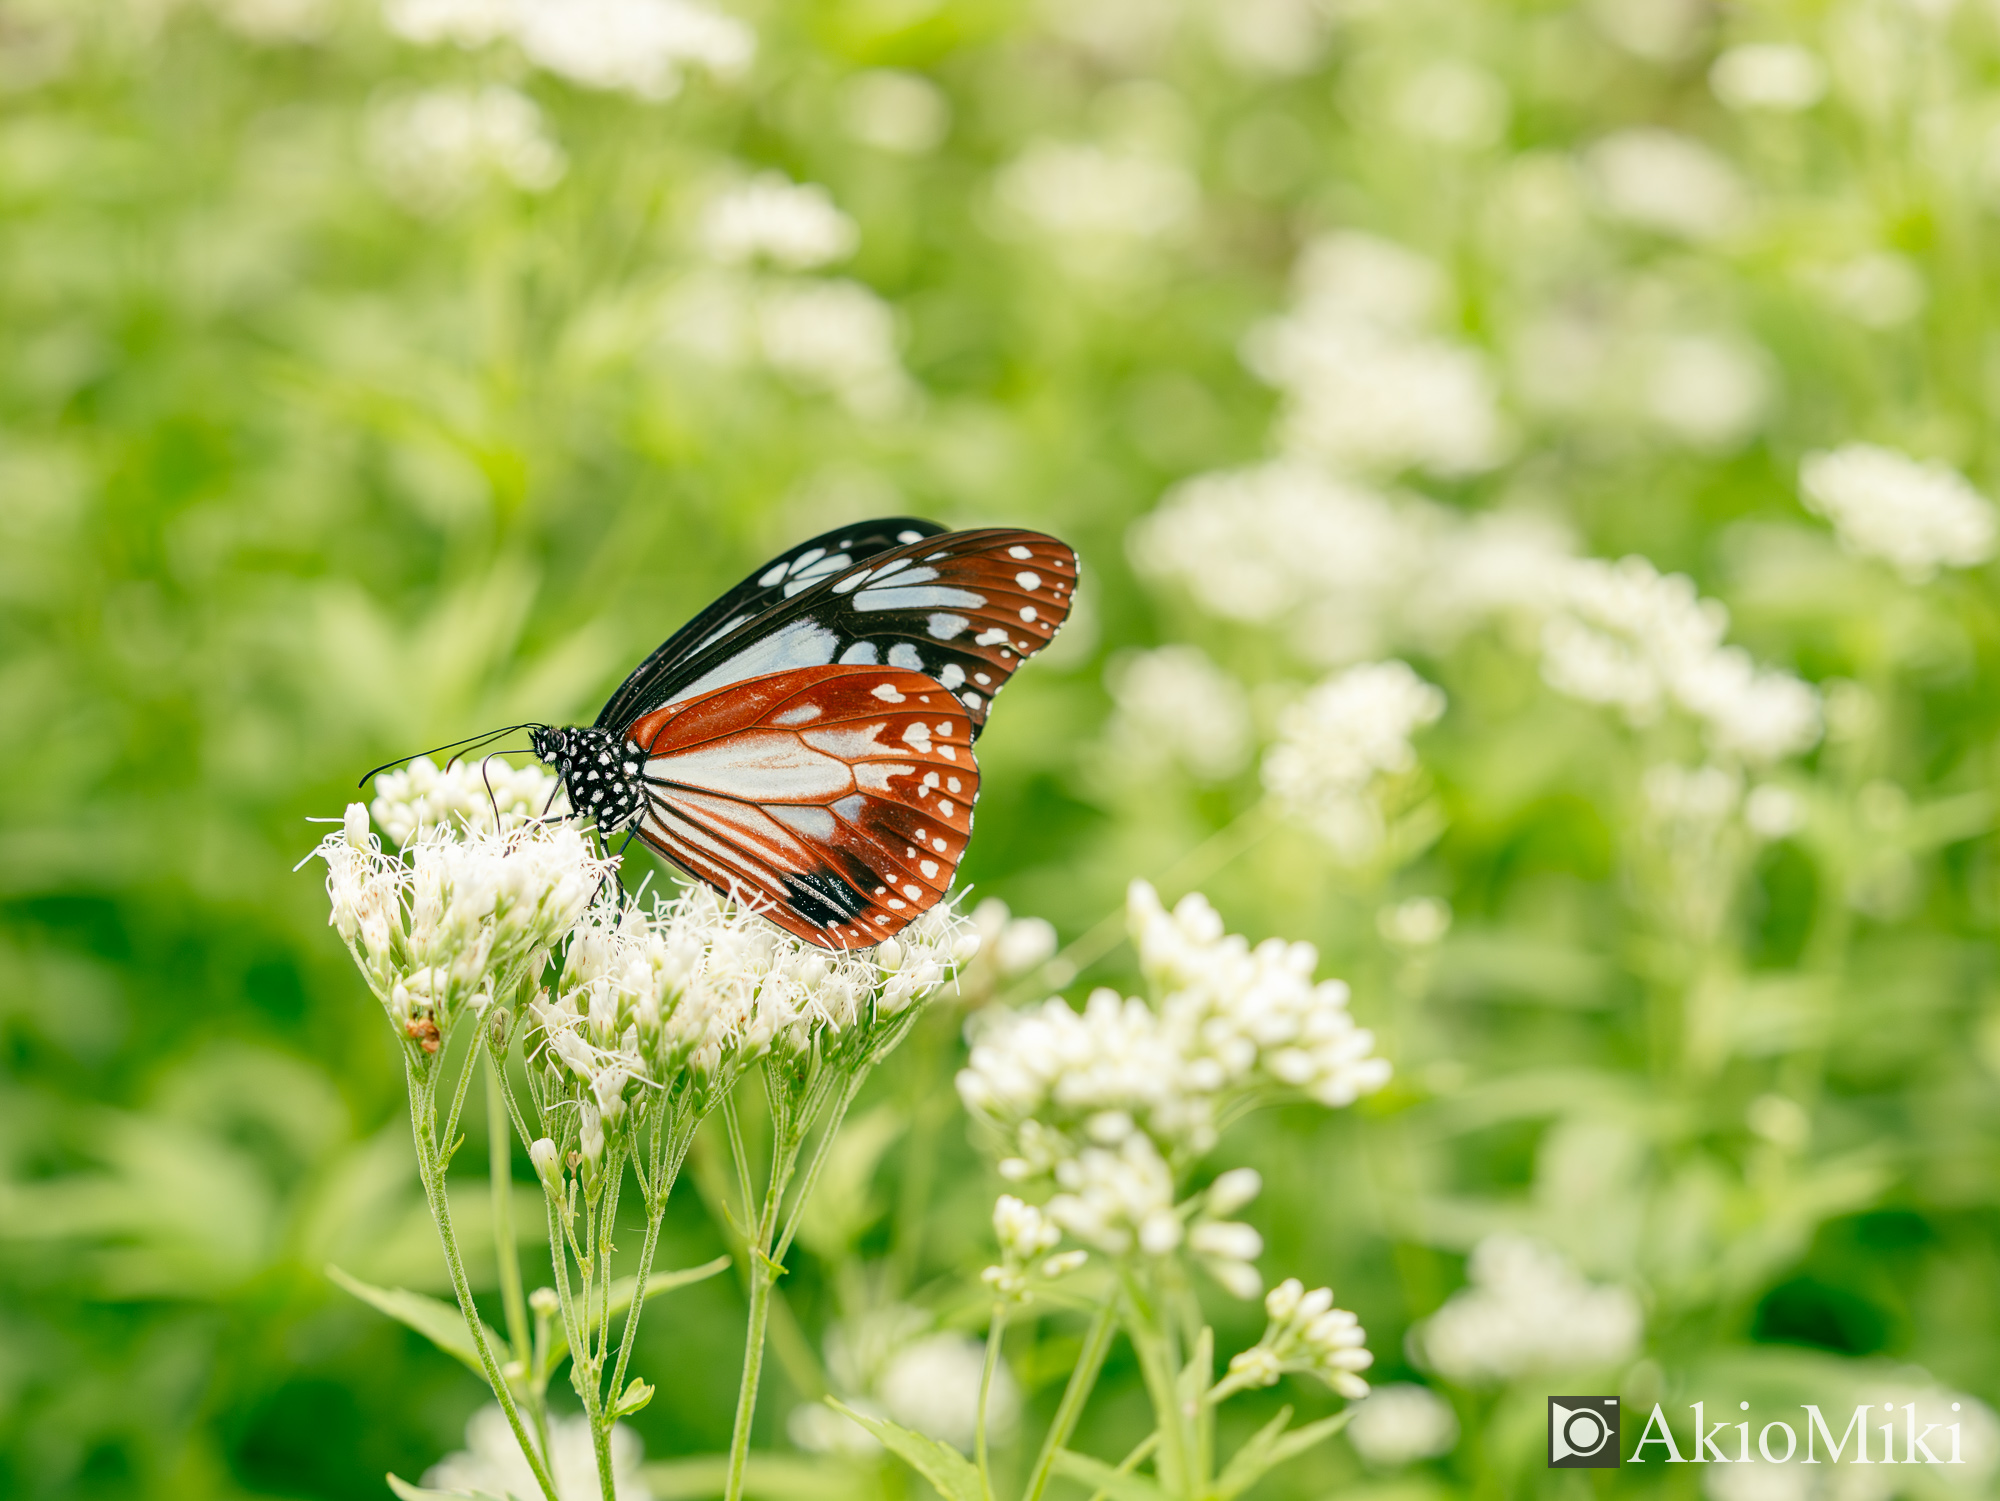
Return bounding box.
[530,726,648,833]
[958,882,1389,1299]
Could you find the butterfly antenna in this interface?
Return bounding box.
[357,724,540,789]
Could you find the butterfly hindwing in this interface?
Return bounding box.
[593,517,949,735]
[603,527,1079,741]
[623,665,979,947]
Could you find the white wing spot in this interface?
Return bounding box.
[888,898,907,910]
[1015,570,1041,591]
[1008,545,1032,559]
[961,691,982,711]
[871,682,906,703]
[932,837,947,851]
[939,799,955,818]
[903,883,922,899]
[974,672,992,686]
[927,612,969,640]
[759,562,788,586]
[889,642,925,671]
[947,778,961,793]
[903,721,934,754]
[976,627,1009,646]
[922,771,940,789]
[898,529,923,542]
[1019,606,1038,623]
[940,663,965,690]
[921,860,939,878]
[773,703,823,725]
[938,744,957,761]
[935,721,954,736]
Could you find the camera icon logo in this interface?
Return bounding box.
[1548,1396,1621,1468]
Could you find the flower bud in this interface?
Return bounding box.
[1265,1277,1303,1323]
[1207,1167,1262,1215]
[877,939,903,971]
[344,803,372,849]
[529,1137,560,1178]
[529,1286,560,1316]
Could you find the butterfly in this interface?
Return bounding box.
[526,519,1077,948]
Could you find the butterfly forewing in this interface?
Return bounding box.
[593,517,948,735]
[604,528,1078,740]
[624,665,980,947]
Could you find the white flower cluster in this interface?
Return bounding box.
[1709,42,1827,113]
[701,173,858,270]
[1225,1277,1375,1399]
[313,803,608,1052]
[427,1403,651,1500]
[993,141,1199,249]
[1585,128,1749,243]
[1414,1235,1643,1385]
[1241,232,1505,478]
[793,1304,1022,1456]
[958,884,1388,1291]
[1541,554,1822,764]
[1103,644,1253,782]
[1261,661,1445,863]
[383,0,753,103]
[980,1194,1087,1299]
[1344,1384,1460,1468]
[369,754,565,845]
[1798,443,1998,583]
[1128,460,1576,662]
[952,897,1061,1008]
[527,889,971,1176]
[366,86,567,216]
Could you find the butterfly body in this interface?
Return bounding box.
[530,520,1076,948]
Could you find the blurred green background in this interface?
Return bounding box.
[5,0,2000,1497]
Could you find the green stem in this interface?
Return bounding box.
[488,1053,531,1366]
[1022,1295,1119,1501]
[1082,1432,1160,1501]
[723,1240,779,1501]
[407,1052,561,1501]
[976,1304,1007,1501]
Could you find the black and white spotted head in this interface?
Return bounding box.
[530,725,647,833]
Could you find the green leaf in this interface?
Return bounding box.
[1048,1449,1169,1501]
[543,1254,731,1372]
[328,1264,506,1380]
[1212,1410,1352,1501]
[386,1472,515,1501]
[615,1376,655,1417]
[825,1400,985,1501]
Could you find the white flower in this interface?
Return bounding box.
[1394,61,1510,150]
[1206,1167,1262,1215]
[209,0,333,42]
[1709,43,1827,112]
[426,1403,651,1500]
[1205,0,1333,75]
[1585,129,1750,242]
[1229,1277,1375,1398]
[1104,645,1253,781]
[369,755,567,846]
[1540,555,1821,763]
[701,173,858,270]
[1642,334,1771,451]
[754,279,912,418]
[1799,252,1927,329]
[878,1332,1020,1452]
[1744,783,1805,840]
[1346,1384,1460,1467]
[841,70,951,154]
[512,0,753,100]
[1415,1235,1643,1384]
[367,87,568,216]
[1799,443,1998,582]
[1289,232,1449,335]
[994,142,1199,244]
[1377,896,1451,948]
[383,0,517,44]
[1261,661,1445,862]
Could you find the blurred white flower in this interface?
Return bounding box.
[386,0,752,100]
[367,86,568,215]
[1586,0,1706,61]
[1709,43,1826,112]
[1240,232,1499,477]
[994,141,1199,244]
[1799,252,1926,329]
[1408,511,1577,646]
[1128,461,1425,635]
[1744,783,1805,840]
[383,0,515,44]
[841,70,950,154]
[1261,660,1445,862]
[1377,895,1451,948]
[1394,61,1510,150]
[1104,645,1253,781]
[1416,1235,1643,1384]
[427,1404,651,1500]
[754,279,912,418]
[1204,0,1333,75]
[1541,554,1820,763]
[209,0,334,41]
[1586,129,1749,242]
[878,1332,1020,1452]
[701,173,858,270]
[1346,1383,1460,1466]
[1642,334,1771,451]
[1798,443,1997,582]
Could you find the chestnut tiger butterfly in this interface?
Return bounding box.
[522,518,1077,948]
